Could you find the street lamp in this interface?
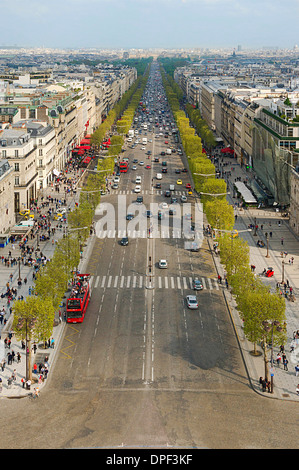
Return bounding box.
[265,234,270,258]
[262,320,283,393]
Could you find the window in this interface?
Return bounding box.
[14,163,19,172]
[14,150,18,157]
[2,150,6,158]
[15,176,20,186]
[39,149,43,156]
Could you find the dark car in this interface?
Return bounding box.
[175,169,181,174]
[156,183,161,189]
[164,190,171,197]
[120,237,129,246]
[161,151,165,156]
[136,196,143,204]
[126,214,134,220]
[162,168,167,173]
[162,161,167,166]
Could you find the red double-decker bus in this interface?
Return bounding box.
[119,161,128,173]
[66,274,91,323]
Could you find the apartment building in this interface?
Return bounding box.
[0,159,14,235]
[289,167,299,235]
[0,127,37,213]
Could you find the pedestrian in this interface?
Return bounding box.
[1,358,6,371]
[50,338,55,349]
[218,274,222,284]
[295,365,299,377]
[261,378,267,392]
[296,384,299,396]
[266,381,271,393]
[276,353,282,367]
[26,379,31,390]
[283,358,289,371]
[17,352,21,363]
[281,237,284,245]
[0,377,2,392]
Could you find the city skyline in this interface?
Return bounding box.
[2,0,299,50]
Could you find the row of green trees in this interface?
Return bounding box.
[160,66,234,232]
[160,62,286,370]
[11,67,151,378]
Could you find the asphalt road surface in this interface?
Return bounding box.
[0,67,298,450]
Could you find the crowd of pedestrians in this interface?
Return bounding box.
[0,154,88,396]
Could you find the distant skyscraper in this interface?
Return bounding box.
[237,45,242,52]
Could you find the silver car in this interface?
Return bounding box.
[186,295,199,309]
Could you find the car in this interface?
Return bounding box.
[132,165,137,171]
[156,183,161,189]
[146,150,151,155]
[158,210,165,220]
[19,209,31,217]
[158,259,168,269]
[161,151,165,156]
[164,190,171,197]
[154,157,160,162]
[162,161,167,166]
[185,213,192,220]
[193,278,203,290]
[136,176,142,184]
[136,196,143,204]
[176,179,182,185]
[165,140,168,144]
[135,184,142,193]
[169,208,177,215]
[175,169,181,174]
[181,168,187,172]
[186,183,192,189]
[146,210,153,218]
[162,168,167,173]
[139,161,144,166]
[133,159,138,164]
[126,213,134,220]
[160,202,168,209]
[114,176,120,183]
[120,237,129,246]
[141,146,146,150]
[186,295,199,309]
[181,195,187,203]
[170,197,177,204]
[145,164,151,169]
[54,213,63,220]
[112,183,118,189]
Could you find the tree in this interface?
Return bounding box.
[13,296,55,380]
[218,232,250,278]
[204,200,235,232]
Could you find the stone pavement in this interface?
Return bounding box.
[0,162,92,398]
[211,152,299,401]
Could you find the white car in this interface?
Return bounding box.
[135,185,141,193]
[141,146,146,150]
[186,295,199,309]
[139,161,144,166]
[159,202,168,209]
[114,176,120,183]
[132,165,137,171]
[158,259,168,269]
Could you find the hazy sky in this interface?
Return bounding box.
[2,0,299,50]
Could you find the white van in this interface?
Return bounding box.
[166,148,172,155]
[142,137,147,145]
[136,176,142,184]
[169,184,175,191]
[156,173,162,180]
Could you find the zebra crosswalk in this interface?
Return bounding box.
[95,229,188,239]
[90,275,220,291]
[106,189,188,196]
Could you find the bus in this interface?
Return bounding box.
[119,161,128,173]
[66,274,91,323]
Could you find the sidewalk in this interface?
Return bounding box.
[0,162,91,398]
[212,152,299,401]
